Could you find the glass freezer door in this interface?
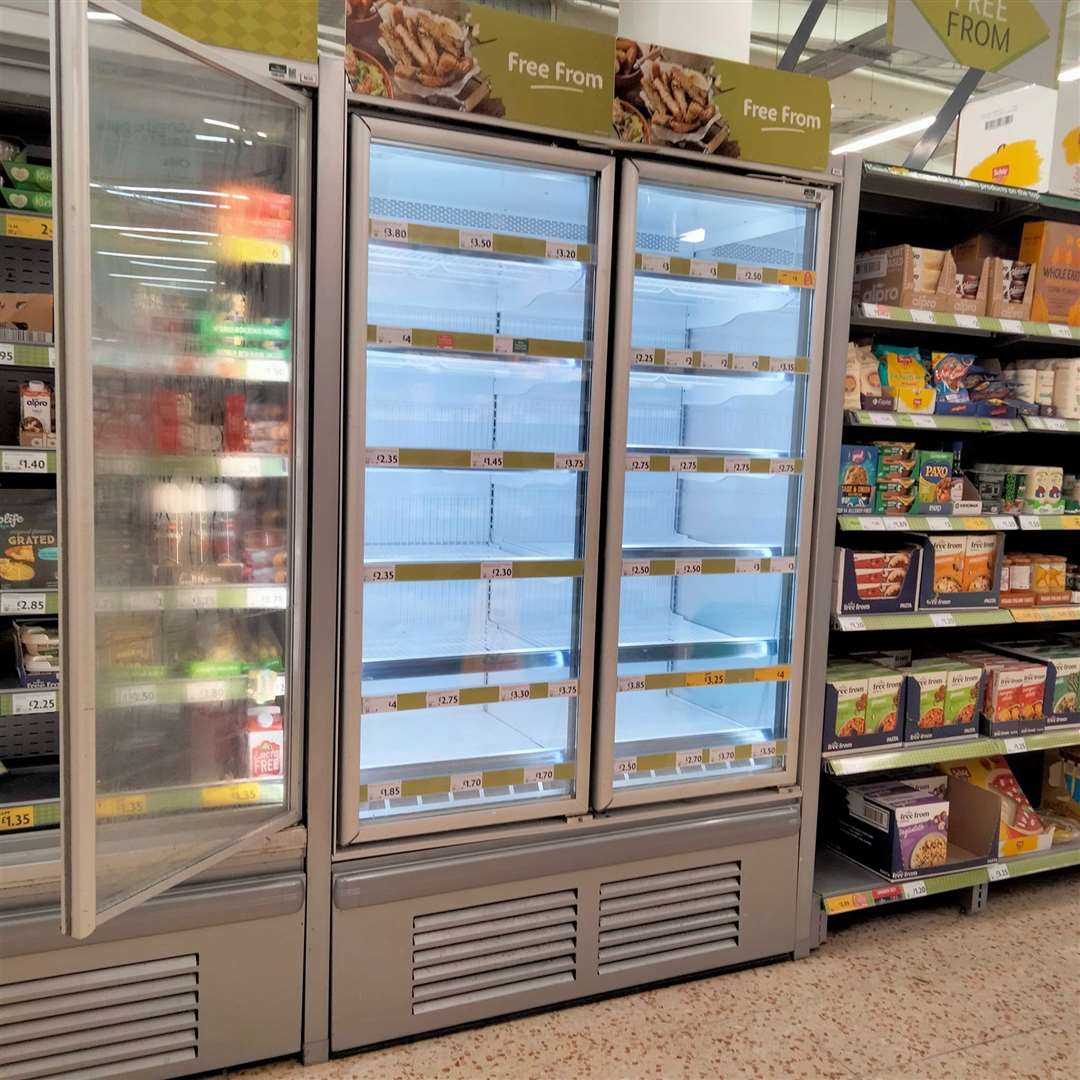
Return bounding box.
[56,2,309,937]
[341,115,612,843]
[595,160,831,810]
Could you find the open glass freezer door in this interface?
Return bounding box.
[55,1,309,938]
[595,160,831,810]
[341,116,612,843]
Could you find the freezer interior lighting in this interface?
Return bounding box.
[107,186,249,199]
[87,11,123,20]
[139,282,213,293]
[109,273,219,284]
[127,260,211,272]
[195,134,230,143]
[1060,64,1080,82]
[92,225,218,237]
[96,251,216,264]
[203,118,241,130]
[831,114,935,155]
[119,233,210,246]
[679,228,706,243]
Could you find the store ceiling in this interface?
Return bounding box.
[318,0,1080,171]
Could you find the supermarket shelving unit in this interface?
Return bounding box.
[810,162,1080,946]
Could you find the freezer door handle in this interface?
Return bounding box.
[333,803,800,910]
[0,873,305,958]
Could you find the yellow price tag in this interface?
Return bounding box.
[687,670,726,687]
[1011,609,1044,623]
[202,781,261,807]
[777,269,816,288]
[1061,517,1080,530]
[219,236,290,265]
[755,665,791,682]
[0,805,33,831]
[96,793,148,818]
[4,214,52,240]
[823,894,858,915]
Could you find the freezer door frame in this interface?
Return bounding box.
[54,0,311,939]
[340,113,614,846]
[593,156,833,811]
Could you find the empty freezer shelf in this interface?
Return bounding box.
[614,691,774,745]
[619,612,774,665]
[361,700,569,769]
[622,536,777,559]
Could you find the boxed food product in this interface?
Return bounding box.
[950,649,1047,737]
[1019,220,1080,325]
[824,773,998,881]
[1,160,51,191]
[0,490,57,590]
[844,343,863,409]
[19,379,54,449]
[838,445,877,513]
[0,187,51,214]
[247,705,284,779]
[13,619,58,690]
[833,545,921,616]
[993,641,1080,726]
[900,657,982,742]
[822,661,903,753]
[939,756,1054,857]
[1021,465,1065,514]
[1041,748,1080,821]
[0,292,52,344]
[952,235,1035,319]
[915,533,1002,610]
[915,450,954,513]
[853,245,975,314]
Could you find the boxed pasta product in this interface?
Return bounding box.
[991,640,1080,726]
[950,649,1047,737]
[824,773,999,881]
[938,756,1054,857]
[1019,220,1080,326]
[900,657,982,742]
[916,533,1002,610]
[833,545,921,615]
[823,660,904,753]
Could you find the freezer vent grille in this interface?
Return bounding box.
[0,710,58,758]
[370,196,588,244]
[1,235,53,296]
[597,862,740,976]
[0,954,198,1079]
[411,889,577,1014]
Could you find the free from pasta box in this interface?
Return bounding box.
[833,545,921,615]
[994,641,1080,725]
[823,774,998,881]
[823,660,903,753]
[916,533,1002,610]
[900,657,982,743]
[950,649,1047,738]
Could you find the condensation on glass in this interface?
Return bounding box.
[357,141,599,825]
[85,16,299,911]
[613,179,819,791]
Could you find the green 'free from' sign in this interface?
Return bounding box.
[888,0,1066,87]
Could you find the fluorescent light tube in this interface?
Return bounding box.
[832,114,936,156]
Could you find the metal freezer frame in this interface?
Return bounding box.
[338,112,616,846]
[593,157,834,811]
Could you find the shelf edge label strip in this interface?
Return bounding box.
[360,760,576,801]
[630,347,809,375]
[363,559,584,583]
[621,556,796,577]
[366,324,586,360]
[364,447,587,471]
[361,679,579,715]
[626,454,803,475]
[617,665,789,692]
[370,219,593,264]
[635,252,815,288]
[613,739,787,775]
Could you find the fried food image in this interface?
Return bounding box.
[378,2,476,90]
[5,545,32,562]
[0,558,33,582]
[640,59,717,135]
[615,36,641,77]
[612,98,649,144]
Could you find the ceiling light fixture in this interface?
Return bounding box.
[831,114,935,155]
[1059,64,1080,82]
[679,227,706,243]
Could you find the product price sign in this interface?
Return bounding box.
[0,345,13,365]
[612,757,638,776]
[1049,322,1072,339]
[909,309,934,325]
[752,741,779,759]
[675,558,703,576]
[690,259,718,280]
[1044,417,1069,432]
[884,517,910,531]
[364,564,397,584]
[247,586,287,609]
[771,556,797,573]
[117,684,158,708]
[178,588,218,611]
[0,805,33,831]
[554,453,586,470]
[545,241,580,262]
[665,349,693,368]
[366,448,400,467]
[676,749,704,768]
[709,746,737,764]
[548,680,578,698]
[735,559,762,574]
[987,862,1011,882]
[735,264,764,284]
[999,319,1024,334]
[96,793,148,818]
[867,412,898,426]
[367,780,403,801]
[524,765,556,784]
[499,684,531,702]
[470,450,504,470]
[670,455,698,472]
[732,355,758,372]
[626,454,651,472]
[375,326,412,347]
[724,456,751,474]
[770,458,798,475]
[632,348,656,365]
[1,450,47,473]
[459,229,494,252]
[361,694,398,715]
[1004,737,1027,754]
[186,680,228,705]
[451,772,484,793]
[371,219,409,243]
[0,592,46,615]
[622,559,651,577]
[12,690,55,715]
[480,561,513,580]
[954,314,979,329]
[617,675,647,693]
[910,415,938,429]
[426,689,461,709]
[640,253,671,274]
[837,615,866,631]
[930,613,956,628]
[901,879,928,900]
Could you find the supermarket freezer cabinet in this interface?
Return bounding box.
[1,3,309,1076]
[595,161,831,810]
[339,116,613,845]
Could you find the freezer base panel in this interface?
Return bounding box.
[0,872,304,1080]
[330,804,798,1051]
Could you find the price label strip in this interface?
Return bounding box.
[360,760,576,802]
[362,559,583,583]
[370,217,594,264]
[366,325,586,362]
[636,252,816,289]
[361,679,578,715]
[364,447,587,472]
[622,556,797,578]
[629,453,802,476]
[612,740,788,777]
[0,449,53,474]
[0,592,50,615]
[615,665,790,693]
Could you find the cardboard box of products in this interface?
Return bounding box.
[0,293,52,344]
[938,756,1054,857]
[950,649,1047,738]
[951,234,1035,320]
[833,545,922,616]
[916,533,1002,610]
[853,245,980,315]
[824,773,999,881]
[1019,220,1080,325]
[823,661,904,753]
[900,657,983,743]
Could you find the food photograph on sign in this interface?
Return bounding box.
[612,38,739,157]
[345,0,505,116]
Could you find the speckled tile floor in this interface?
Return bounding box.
[228,867,1079,1080]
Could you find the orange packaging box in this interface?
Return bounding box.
[1019,220,1080,325]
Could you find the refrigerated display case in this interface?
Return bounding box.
[594,161,830,808]
[0,4,310,1076]
[339,117,612,843]
[327,81,844,1054]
